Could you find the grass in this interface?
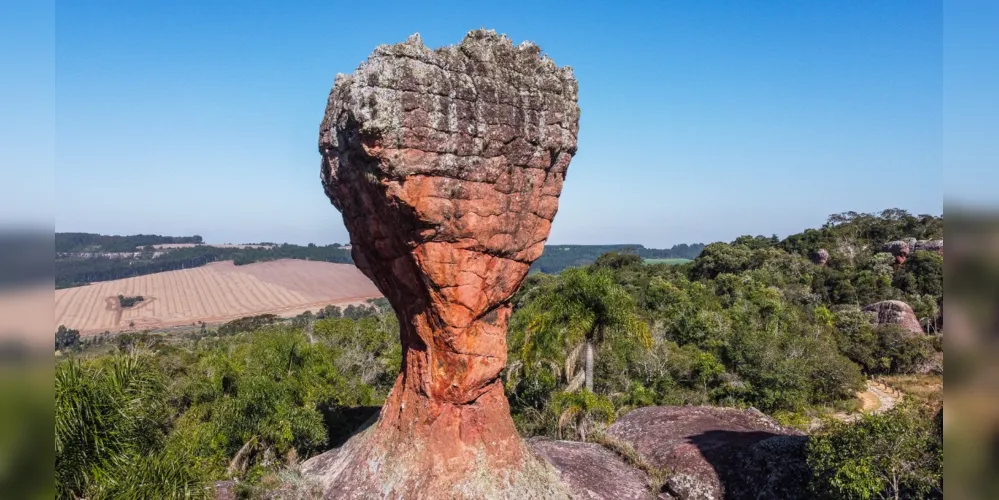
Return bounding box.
[879,374,942,406]
[591,431,670,495]
[642,258,692,266]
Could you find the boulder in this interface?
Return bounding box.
[605,406,807,500]
[529,438,655,500]
[863,300,924,335]
[913,239,944,256]
[304,29,580,499]
[883,240,910,265]
[810,248,829,265]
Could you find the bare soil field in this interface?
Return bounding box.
[54,259,381,334]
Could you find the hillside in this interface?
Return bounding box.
[55,232,705,287]
[54,259,381,334]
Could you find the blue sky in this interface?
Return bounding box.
[35,1,954,245]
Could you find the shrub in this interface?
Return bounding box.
[807,404,942,499]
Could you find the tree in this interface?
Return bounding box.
[807,404,942,499]
[549,391,615,441]
[514,267,651,392]
[55,325,81,352]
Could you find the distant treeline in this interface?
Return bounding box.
[530,243,705,274]
[56,233,204,253]
[56,243,353,288]
[54,231,705,287]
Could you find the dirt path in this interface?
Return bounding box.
[811,380,902,430]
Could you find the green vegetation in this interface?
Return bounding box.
[642,258,692,265]
[55,311,401,499]
[530,243,704,274]
[56,233,203,253]
[807,403,942,499]
[117,294,144,308]
[55,325,81,352]
[54,209,943,498]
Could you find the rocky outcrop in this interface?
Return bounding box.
[863,300,924,335]
[913,239,944,256]
[305,29,579,498]
[810,248,829,265]
[884,238,944,263]
[883,240,911,265]
[529,438,657,500]
[605,406,807,500]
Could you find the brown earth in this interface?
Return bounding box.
[53,259,381,334]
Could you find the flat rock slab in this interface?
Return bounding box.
[529,438,653,500]
[606,406,806,500]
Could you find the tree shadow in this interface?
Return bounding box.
[686,430,809,500]
[319,405,382,449]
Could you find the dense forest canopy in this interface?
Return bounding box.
[530,243,705,274]
[56,233,204,253]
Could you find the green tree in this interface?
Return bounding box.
[55,325,80,352]
[514,267,651,392]
[549,391,616,441]
[807,404,942,499]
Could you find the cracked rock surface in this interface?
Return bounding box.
[304,29,579,499]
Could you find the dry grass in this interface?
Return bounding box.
[879,373,943,406]
[54,259,381,334]
[590,431,670,495]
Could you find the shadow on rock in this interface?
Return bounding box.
[319,405,381,449]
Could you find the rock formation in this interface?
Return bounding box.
[863,300,924,335]
[529,438,658,500]
[810,248,829,265]
[883,240,910,266]
[304,30,579,498]
[913,239,944,256]
[605,406,808,500]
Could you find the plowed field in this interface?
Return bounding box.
[54,259,381,334]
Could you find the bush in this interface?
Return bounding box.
[874,325,934,375]
[807,404,942,499]
[55,325,81,352]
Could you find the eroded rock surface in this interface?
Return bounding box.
[914,239,944,256]
[529,438,655,500]
[306,29,579,499]
[810,248,829,265]
[864,300,924,335]
[605,406,807,500]
[884,240,911,266]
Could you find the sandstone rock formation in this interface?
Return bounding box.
[305,30,579,498]
[863,300,924,335]
[913,239,944,256]
[605,406,807,500]
[883,240,910,266]
[810,248,829,265]
[528,438,658,500]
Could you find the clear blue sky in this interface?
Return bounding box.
[33,1,957,245]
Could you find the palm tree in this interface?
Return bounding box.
[515,267,651,393]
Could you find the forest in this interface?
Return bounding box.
[54,209,942,499]
[530,243,705,274]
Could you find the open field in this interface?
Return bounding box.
[642,258,692,265]
[54,259,381,334]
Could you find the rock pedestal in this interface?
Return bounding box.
[304,30,579,498]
